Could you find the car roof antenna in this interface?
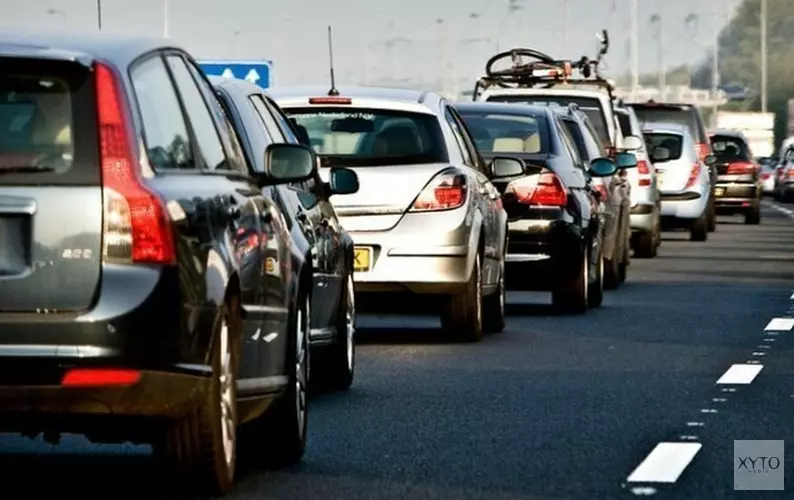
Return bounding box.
[326,25,340,96]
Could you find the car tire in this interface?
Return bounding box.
[690,212,708,241]
[317,273,355,391]
[603,258,619,290]
[633,230,656,258]
[156,296,240,495]
[552,247,588,314]
[442,253,484,342]
[483,256,506,333]
[745,204,761,225]
[707,199,717,232]
[587,244,604,308]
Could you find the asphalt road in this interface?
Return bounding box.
[2,201,794,500]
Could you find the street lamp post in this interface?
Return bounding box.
[45,8,66,24]
[96,0,102,31]
[760,0,767,112]
[649,14,665,97]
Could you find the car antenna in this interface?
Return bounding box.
[326,25,339,96]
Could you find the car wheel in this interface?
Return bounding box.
[690,211,708,241]
[318,273,356,390]
[552,246,588,314]
[633,230,656,258]
[156,296,240,495]
[707,199,717,232]
[483,256,506,333]
[587,244,604,308]
[603,258,619,290]
[745,204,761,225]
[442,253,484,342]
[618,243,629,283]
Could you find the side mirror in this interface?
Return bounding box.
[489,157,524,178]
[621,135,643,151]
[588,157,618,177]
[650,146,671,163]
[615,151,638,169]
[329,167,359,195]
[262,143,317,185]
[704,154,717,166]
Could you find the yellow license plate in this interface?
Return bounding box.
[353,247,372,272]
[715,187,725,197]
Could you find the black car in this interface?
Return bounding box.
[211,77,360,391]
[454,102,634,312]
[709,130,762,224]
[0,31,319,494]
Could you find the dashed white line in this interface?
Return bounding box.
[716,363,764,385]
[627,442,702,483]
[790,292,794,300]
[765,317,794,331]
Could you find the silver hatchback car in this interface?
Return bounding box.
[270,86,509,341]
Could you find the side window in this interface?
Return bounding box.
[250,95,286,143]
[264,96,301,144]
[561,119,590,162]
[131,55,195,170]
[165,55,227,171]
[557,120,584,170]
[444,107,473,166]
[582,119,608,157]
[449,107,485,173]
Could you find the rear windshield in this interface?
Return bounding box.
[282,107,448,166]
[644,132,684,161]
[0,58,98,185]
[710,135,750,161]
[458,112,550,154]
[486,95,610,147]
[630,105,705,143]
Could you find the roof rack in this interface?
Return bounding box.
[471,29,614,102]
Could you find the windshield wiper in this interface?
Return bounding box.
[0,166,56,175]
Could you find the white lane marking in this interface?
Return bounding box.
[627,442,702,483]
[251,328,261,341]
[790,292,794,300]
[765,318,794,331]
[764,200,794,219]
[629,486,658,496]
[716,363,764,384]
[686,422,705,427]
[263,332,278,343]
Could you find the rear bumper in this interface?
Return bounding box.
[660,190,708,219]
[630,203,655,232]
[713,182,760,211]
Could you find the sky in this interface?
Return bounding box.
[1,0,744,91]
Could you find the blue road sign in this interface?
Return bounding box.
[198,60,272,88]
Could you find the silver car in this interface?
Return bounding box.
[270,86,509,341]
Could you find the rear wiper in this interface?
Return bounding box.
[0,166,55,175]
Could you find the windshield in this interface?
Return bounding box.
[710,135,750,161]
[458,112,550,154]
[485,95,610,147]
[630,105,705,143]
[282,107,448,166]
[644,132,684,161]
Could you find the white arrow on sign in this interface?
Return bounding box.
[245,69,260,84]
[221,68,234,79]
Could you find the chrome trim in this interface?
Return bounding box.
[506,254,551,263]
[237,375,288,392]
[0,344,118,358]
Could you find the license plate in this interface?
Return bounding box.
[656,172,664,185]
[715,187,726,197]
[353,246,372,272]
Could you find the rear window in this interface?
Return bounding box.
[282,107,448,166]
[710,135,750,161]
[644,132,684,161]
[458,112,550,154]
[630,105,706,143]
[0,58,98,184]
[486,94,610,147]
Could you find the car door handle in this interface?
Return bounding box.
[296,211,308,222]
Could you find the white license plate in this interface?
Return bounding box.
[715,187,726,197]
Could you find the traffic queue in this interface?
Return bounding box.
[0,27,768,496]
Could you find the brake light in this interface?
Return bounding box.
[593,183,608,201]
[410,170,468,212]
[685,162,702,189]
[61,368,141,387]
[95,62,175,265]
[308,96,352,105]
[505,169,568,206]
[637,160,652,186]
[726,161,756,175]
[696,143,710,161]
[761,172,771,180]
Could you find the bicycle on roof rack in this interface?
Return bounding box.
[471,29,613,102]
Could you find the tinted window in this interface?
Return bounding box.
[165,56,227,170]
[132,56,193,170]
[459,112,550,154]
[616,112,632,137]
[445,108,473,165]
[263,96,301,144]
[486,94,610,147]
[711,135,750,161]
[284,107,448,167]
[0,58,98,184]
[644,133,684,161]
[562,120,590,161]
[250,95,284,143]
[630,105,705,143]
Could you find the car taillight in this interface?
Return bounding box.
[95,62,175,265]
[61,368,141,387]
[788,169,794,179]
[505,169,568,206]
[410,169,468,212]
[593,183,608,201]
[685,162,702,189]
[726,161,756,175]
[637,160,652,186]
[761,172,771,180]
[308,96,352,105]
[696,143,710,161]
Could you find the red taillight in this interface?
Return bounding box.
[593,183,608,201]
[411,170,468,212]
[761,172,771,180]
[726,161,756,175]
[696,143,710,161]
[95,62,175,265]
[61,368,141,387]
[637,159,652,186]
[505,169,568,206]
[685,162,702,189]
[308,96,352,105]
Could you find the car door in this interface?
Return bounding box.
[132,52,268,381]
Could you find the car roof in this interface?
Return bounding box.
[268,85,441,112]
[0,29,181,68]
[453,101,550,117]
[628,101,700,111]
[641,122,689,135]
[709,129,746,138]
[209,75,265,95]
